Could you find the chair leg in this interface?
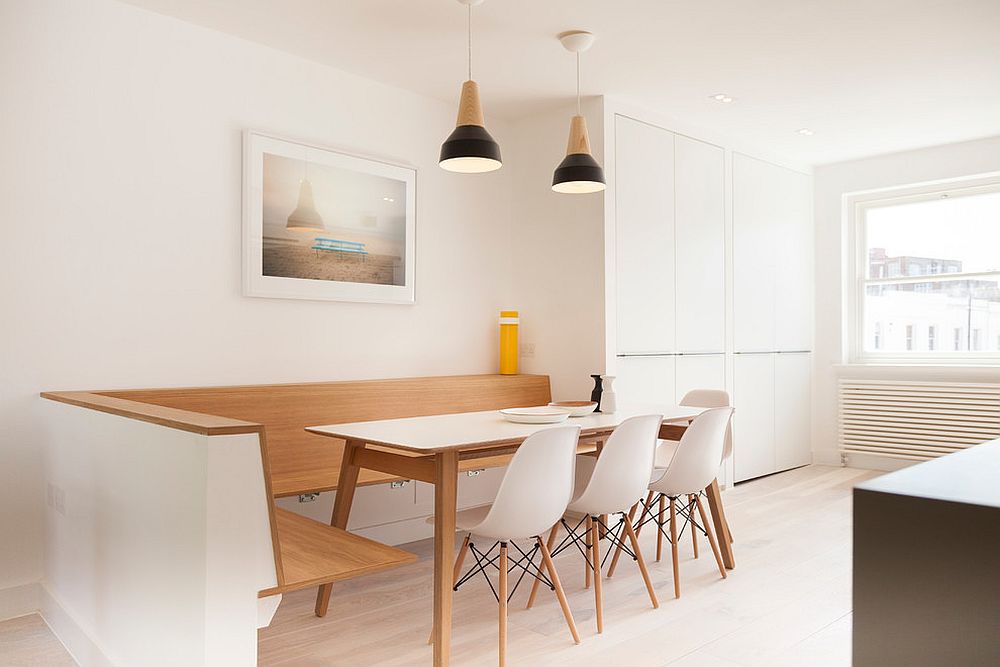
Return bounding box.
[499,542,508,667]
[607,492,646,578]
[591,517,603,633]
[623,518,659,609]
[538,536,580,644]
[428,533,471,644]
[584,516,593,590]
[688,494,699,559]
[526,523,558,609]
[634,491,655,540]
[669,497,680,599]
[695,496,728,580]
[726,515,735,544]
[656,494,666,562]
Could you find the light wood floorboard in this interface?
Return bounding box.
[258,465,879,666]
[0,466,876,666]
[0,614,76,666]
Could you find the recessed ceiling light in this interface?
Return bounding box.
[710,94,734,103]
[383,197,395,202]
[797,128,814,136]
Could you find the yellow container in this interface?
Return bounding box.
[499,310,519,375]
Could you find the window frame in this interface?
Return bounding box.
[846,173,1000,365]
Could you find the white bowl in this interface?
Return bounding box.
[548,401,599,417]
[499,406,571,424]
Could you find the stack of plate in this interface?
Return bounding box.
[498,407,571,424]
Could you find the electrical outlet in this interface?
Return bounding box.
[520,343,535,358]
[390,480,411,489]
[298,493,320,503]
[466,469,484,477]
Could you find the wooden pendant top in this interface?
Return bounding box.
[566,115,592,156]
[456,80,486,127]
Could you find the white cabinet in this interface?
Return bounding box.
[675,354,725,399]
[774,352,812,470]
[733,352,812,481]
[675,136,726,353]
[774,171,814,352]
[615,116,675,354]
[615,355,675,406]
[733,354,775,481]
[733,154,812,353]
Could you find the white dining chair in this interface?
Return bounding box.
[644,407,734,598]
[647,389,735,561]
[438,425,582,667]
[526,414,662,634]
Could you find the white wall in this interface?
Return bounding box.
[0,0,518,609]
[812,135,1000,465]
[508,99,607,400]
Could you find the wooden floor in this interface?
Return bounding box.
[0,614,75,666]
[0,465,878,666]
[257,465,880,666]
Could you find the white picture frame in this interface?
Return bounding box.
[242,131,416,304]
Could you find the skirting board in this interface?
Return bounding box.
[38,584,113,667]
[814,447,917,473]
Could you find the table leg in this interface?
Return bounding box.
[433,451,459,667]
[315,439,364,617]
[704,478,735,570]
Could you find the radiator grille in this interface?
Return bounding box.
[838,380,1000,461]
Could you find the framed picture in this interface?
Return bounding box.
[243,131,416,303]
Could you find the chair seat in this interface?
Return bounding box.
[455,504,492,533]
[655,439,679,468]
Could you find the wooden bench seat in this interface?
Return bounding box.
[259,508,417,597]
[43,374,553,600]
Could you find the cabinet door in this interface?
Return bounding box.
[773,169,814,352]
[615,115,675,354]
[615,355,675,406]
[675,354,726,401]
[733,154,779,352]
[774,352,812,471]
[733,353,775,482]
[675,136,725,352]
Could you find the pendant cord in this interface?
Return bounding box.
[467,4,472,81]
[576,51,581,116]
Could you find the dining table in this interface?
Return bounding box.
[306,402,735,666]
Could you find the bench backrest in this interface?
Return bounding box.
[100,374,551,497]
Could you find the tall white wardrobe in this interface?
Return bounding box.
[610,114,813,484]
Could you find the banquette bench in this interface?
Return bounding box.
[42,374,553,600]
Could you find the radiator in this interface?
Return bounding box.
[838,380,1000,461]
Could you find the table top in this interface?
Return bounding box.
[306,403,704,453]
[856,438,1000,509]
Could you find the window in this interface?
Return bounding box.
[852,179,1000,363]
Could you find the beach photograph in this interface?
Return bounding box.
[261,152,407,286]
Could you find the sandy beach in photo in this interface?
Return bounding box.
[262,241,401,284]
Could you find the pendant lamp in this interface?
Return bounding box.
[286,178,325,233]
[552,31,606,194]
[439,0,502,173]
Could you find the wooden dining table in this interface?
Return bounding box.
[306,402,735,666]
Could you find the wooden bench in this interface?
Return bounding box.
[42,374,552,598]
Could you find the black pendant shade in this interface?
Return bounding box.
[552,152,606,193]
[439,124,502,170]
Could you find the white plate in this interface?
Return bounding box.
[499,407,571,424]
[548,401,598,417]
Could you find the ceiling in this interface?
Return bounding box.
[121,0,1000,166]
